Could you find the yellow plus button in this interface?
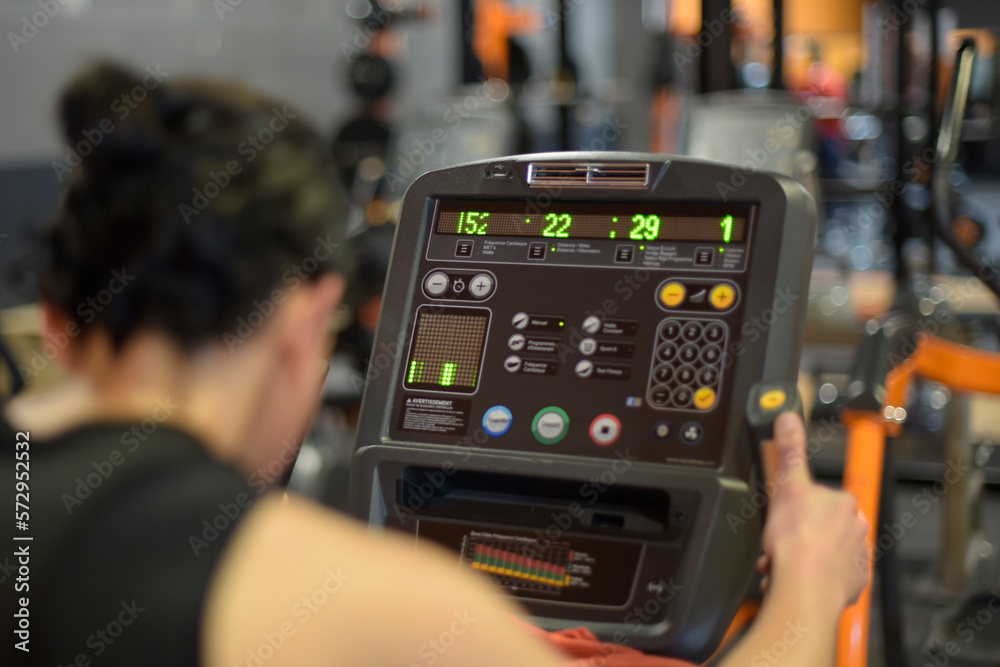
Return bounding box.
[694,387,717,410]
[660,281,686,308]
[709,284,736,310]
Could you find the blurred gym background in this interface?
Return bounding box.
[2,2,1000,665]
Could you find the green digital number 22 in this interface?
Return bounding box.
[543,213,571,238]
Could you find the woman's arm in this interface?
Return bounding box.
[719,413,869,667]
[202,494,565,667]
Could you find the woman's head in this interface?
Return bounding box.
[38,62,352,470]
[41,61,351,351]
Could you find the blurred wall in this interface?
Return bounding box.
[0,0,455,164]
[0,0,651,165]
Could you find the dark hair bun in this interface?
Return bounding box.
[58,62,168,177]
[40,61,351,351]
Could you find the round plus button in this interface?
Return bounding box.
[589,414,621,446]
[469,273,494,298]
[532,407,569,445]
[709,284,736,310]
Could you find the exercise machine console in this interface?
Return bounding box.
[349,152,815,659]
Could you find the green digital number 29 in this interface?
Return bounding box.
[629,214,660,240]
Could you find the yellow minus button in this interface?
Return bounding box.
[694,387,717,410]
[660,281,686,308]
[759,389,787,411]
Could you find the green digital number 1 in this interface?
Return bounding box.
[720,215,733,243]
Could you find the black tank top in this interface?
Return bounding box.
[1,420,263,666]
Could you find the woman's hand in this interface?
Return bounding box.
[760,412,869,613]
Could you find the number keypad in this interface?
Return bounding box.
[647,319,728,411]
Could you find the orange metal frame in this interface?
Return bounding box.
[836,333,1000,667]
[472,0,542,81]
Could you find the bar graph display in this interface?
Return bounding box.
[416,522,642,606]
[470,541,571,589]
[404,306,489,394]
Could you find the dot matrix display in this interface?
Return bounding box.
[435,199,751,244]
[404,307,490,393]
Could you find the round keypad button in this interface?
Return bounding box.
[660,320,682,340]
[704,322,725,343]
[653,365,673,384]
[656,342,678,363]
[681,322,703,342]
[650,385,671,407]
[679,343,700,364]
[672,386,693,407]
[675,365,696,385]
[697,366,719,386]
[701,344,722,365]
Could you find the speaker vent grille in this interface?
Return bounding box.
[527,162,650,188]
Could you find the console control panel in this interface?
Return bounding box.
[388,196,756,467]
[350,154,815,659]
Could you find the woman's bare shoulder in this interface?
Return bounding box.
[202,493,563,667]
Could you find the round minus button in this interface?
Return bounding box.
[424,271,449,297]
[483,406,513,437]
[532,407,569,445]
[650,385,671,407]
[659,281,686,308]
[589,414,621,446]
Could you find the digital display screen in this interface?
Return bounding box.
[404,306,489,394]
[434,199,750,244]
